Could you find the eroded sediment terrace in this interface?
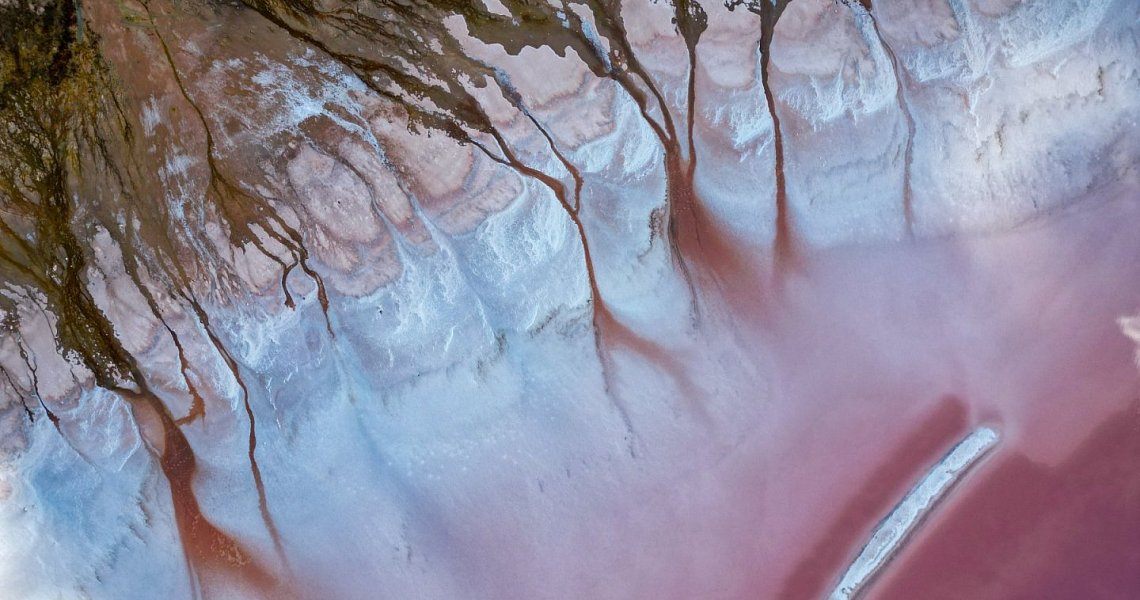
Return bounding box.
[1,0,1138,598]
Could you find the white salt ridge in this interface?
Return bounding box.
[999,0,1112,68]
[828,426,1000,600]
[139,97,162,137]
[781,7,896,126]
[901,0,990,84]
[705,47,774,154]
[1119,315,1140,367]
[569,86,662,177]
